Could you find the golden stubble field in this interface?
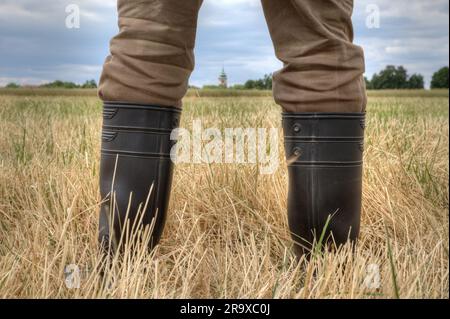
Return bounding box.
[0,90,448,298]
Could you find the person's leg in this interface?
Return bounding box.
[99,0,203,108]
[261,0,367,257]
[262,0,366,113]
[98,0,203,254]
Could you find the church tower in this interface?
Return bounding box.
[218,67,228,88]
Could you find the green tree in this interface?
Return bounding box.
[263,74,273,90]
[6,82,20,88]
[371,65,409,90]
[255,79,265,90]
[244,80,256,89]
[82,79,97,89]
[431,67,449,89]
[407,74,425,89]
[243,74,272,90]
[370,65,424,90]
[41,80,79,89]
[364,76,372,90]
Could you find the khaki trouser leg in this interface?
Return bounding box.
[262,0,367,113]
[98,0,203,108]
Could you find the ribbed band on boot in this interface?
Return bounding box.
[101,102,181,158]
[282,113,365,167]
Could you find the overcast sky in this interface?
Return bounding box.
[0,0,448,87]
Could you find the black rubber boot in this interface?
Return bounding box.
[98,102,180,254]
[283,113,366,257]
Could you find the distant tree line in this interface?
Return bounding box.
[4,79,98,89]
[4,66,449,91]
[201,66,448,91]
[365,65,424,90]
[243,74,273,90]
[201,74,273,90]
[365,66,448,90]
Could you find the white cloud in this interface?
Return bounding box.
[199,0,262,27]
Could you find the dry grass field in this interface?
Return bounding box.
[0,89,448,299]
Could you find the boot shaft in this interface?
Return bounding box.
[99,103,181,252]
[283,113,366,256]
